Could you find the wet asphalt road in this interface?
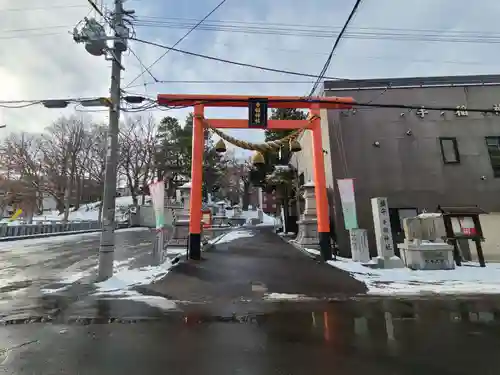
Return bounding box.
[2,228,500,373]
[0,228,158,318]
[2,298,500,374]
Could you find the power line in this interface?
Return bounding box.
[0,25,69,33]
[5,22,500,44]
[125,0,229,88]
[309,0,363,96]
[127,80,318,87]
[133,16,498,37]
[127,47,156,86]
[1,26,497,67]
[130,18,500,44]
[132,17,500,37]
[0,4,87,12]
[151,97,500,114]
[86,0,105,18]
[130,37,347,81]
[3,94,500,115]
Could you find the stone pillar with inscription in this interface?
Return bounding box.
[176,182,191,221]
[167,181,192,247]
[232,204,242,217]
[295,181,320,249]
[350,228,370,263]
[371,197,404,268]
[213,201,228,226]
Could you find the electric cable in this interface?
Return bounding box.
[0,4,87,12]
[130,16,500,44]
[309,0,363,96]
[125,0,229,88]
[130,37,348,81]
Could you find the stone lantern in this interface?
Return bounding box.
[295,181,320,249]
[168,181,192,247]
[176,182,191,221]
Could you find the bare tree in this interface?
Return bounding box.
[220,151,252,208]
[39,116,87,220]
[79,123,107,221]
[0,132,45,222]
[119,115,156,206]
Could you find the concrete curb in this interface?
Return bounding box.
[273,233,321,261]
[288,240,321,261]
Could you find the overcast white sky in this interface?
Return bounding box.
[0,0,498,144]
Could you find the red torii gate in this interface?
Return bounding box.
[157,94,354,261]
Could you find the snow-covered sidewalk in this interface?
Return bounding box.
[305,248,500,296]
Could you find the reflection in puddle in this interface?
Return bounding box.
[3,297,500,374]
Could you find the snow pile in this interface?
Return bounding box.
[114,294,178,310]
[264,293,317,301]
[40,254,138,295]
[213,230,255,244]
[306,247,500,295]
[30,195,151,223]
[225,208,279,226]
[94,261,171,295]
[91,259,179,311]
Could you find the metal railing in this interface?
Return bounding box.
[0,221,102,240]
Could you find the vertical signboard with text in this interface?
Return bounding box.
[371,197,396,259]
[337,178,358,230]
[248,98,268,128]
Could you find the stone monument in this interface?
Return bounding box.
[371,197,404,268]
[295,181,320,249]
[213,201,229,227]
[397,213,455,270]
[175,182,191,220]
[350,228,370,263]
[230,204,246,226]
[232,204,242,217]
[167,181,192,247]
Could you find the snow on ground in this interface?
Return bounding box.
[114,294,178,310]
[92,259,179,311]
[225,208,279,226]
[213,230,255,244]
[4,195,152,225]
[40,257,138,295]
[94,261,171,295]
[304,247,500,296]
[264,293,317,301]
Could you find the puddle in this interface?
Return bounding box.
[3,297,500,374]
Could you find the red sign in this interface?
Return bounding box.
[201,210,212,228]
[459,217,476,236]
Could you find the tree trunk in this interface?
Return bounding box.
[242,182,251,210]
[75,174,82,210]
[63,175,71,222]
[55,196,65,214]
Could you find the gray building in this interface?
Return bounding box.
[292,74,500,256]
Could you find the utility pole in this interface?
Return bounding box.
[97,0,128,280]
[73,1,132,280]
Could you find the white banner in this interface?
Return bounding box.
[337,178,358,230]
[337,178,355,202]
[149,180,165,229]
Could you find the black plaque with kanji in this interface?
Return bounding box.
[248,98,268,128]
